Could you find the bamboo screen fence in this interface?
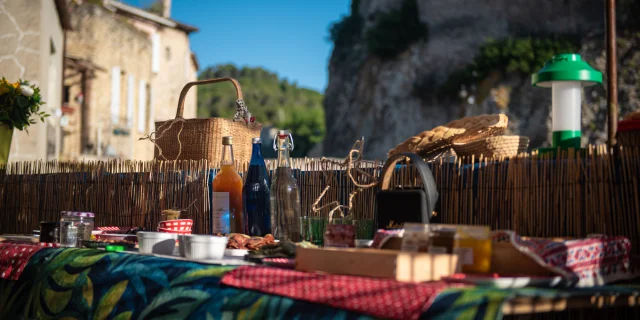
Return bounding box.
[0,145,638,254]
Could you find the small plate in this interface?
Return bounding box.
[225,249,249,257]
[355,239,373,248]
[442,273,564,289]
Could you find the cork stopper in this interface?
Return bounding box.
[222,136,233,145]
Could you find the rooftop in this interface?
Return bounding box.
[105,0,199,34]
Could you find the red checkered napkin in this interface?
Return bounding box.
[0,242,44,280]
[221,266,450,320]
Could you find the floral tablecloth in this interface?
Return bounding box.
[0,247,638,320]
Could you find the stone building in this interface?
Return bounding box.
[1,0,72,161]
[61,0,198,160]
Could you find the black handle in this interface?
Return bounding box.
[378,152,439,216]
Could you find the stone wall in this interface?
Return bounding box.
[148,26,197,122]
[62,3,197,161]
[65,4,154,160]
[323,0,620,160]
[0,0,64,161]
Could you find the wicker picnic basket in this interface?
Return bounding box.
[152,78,261,164]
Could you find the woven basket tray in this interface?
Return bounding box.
[153,78,261,164]
[389,114,508,158]
[452,135,530,158]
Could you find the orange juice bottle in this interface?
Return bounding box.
[212,136,245,234]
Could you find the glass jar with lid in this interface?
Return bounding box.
[428,224,492,273]
[60,211,95,247]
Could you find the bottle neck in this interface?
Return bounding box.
[250,143,264,166]
[221,144,234,166]
[276,137,291,168]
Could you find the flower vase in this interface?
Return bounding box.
[0,125,12,165]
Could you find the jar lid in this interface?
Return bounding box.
[61,211,95,218]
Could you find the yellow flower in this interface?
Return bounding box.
[0,86,8,96]
[12,82,20,89]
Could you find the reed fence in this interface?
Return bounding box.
[0,145,638,254]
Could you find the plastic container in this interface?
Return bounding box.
[179,234,228,260]
[157,219,193,230]
[551,81,582,148]
[157,227,192,235]
[137,232,177,255]
[60,211,95,247]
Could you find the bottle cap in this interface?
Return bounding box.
[252,137,262,144]
[222,136,233,145]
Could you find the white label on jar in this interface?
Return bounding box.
[428,246,447,254]
[212,192,230,234]
[453,247,474,265]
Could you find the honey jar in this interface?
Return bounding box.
[428,224,492,273]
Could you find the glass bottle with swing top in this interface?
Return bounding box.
[269,130,302,241]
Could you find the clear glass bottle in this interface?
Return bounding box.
[60,211,94,247]
[270,130,302,241]
[59,222,78,248]
[212,136,244,234]
[243,138,271,236]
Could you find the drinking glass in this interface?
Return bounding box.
[306,216,328,246]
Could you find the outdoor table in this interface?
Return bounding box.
[0,246,638,319]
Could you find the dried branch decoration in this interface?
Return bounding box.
[311,137,379,222]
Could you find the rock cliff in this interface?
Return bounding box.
[323,0,640,159]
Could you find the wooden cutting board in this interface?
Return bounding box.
[296,247,460,282]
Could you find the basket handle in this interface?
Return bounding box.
[176,77,244,118]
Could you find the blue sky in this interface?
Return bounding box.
[125,0,350,92]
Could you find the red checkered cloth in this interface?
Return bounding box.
[94,226,138,234]
[493,230,640,287]
[0,242,45,280]
[221,266,450,320]
[371,229,403,249]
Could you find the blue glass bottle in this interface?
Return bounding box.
[243,138,271,236]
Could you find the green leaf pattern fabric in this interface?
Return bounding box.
[0,248,520,319]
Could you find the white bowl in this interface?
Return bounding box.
[177,234,188,256]
[137,232,177,255]
[180,234,228,260]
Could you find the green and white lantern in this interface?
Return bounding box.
[532,54,602,149]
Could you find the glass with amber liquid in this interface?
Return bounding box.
[212,136,245,234]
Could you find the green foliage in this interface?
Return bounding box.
[364,0,428,59]
[437,37,579,99]
[327,0,364,64]
[281,107,325,158]
[328,0,363,46]
[197,64,325,157]
[0,78,48,131]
